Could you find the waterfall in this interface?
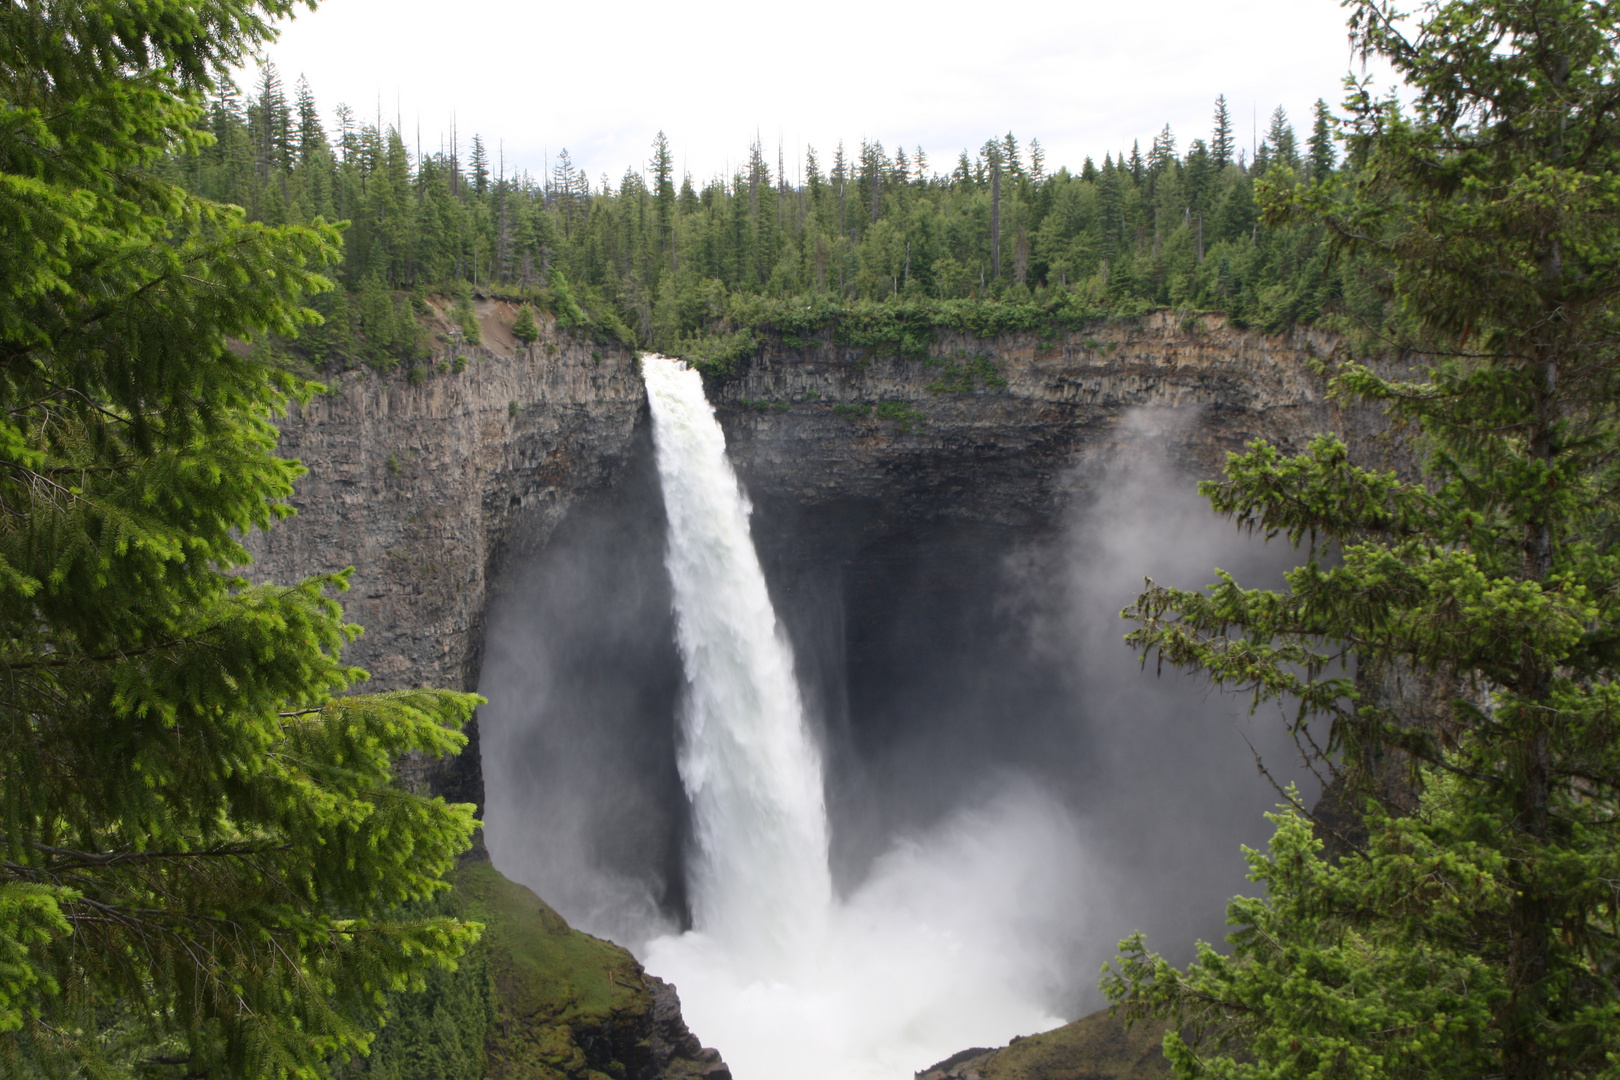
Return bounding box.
[640,353,1071,1080]
[641,353,832,967]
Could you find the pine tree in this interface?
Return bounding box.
[651,130,676,271]
[1098,155,1124,248]
[294,74,323,165]
[1307,97,1336,180]
[1183,138,1213,258]
[748,136,770,218]
[954,149,974,187]
[860,138,885,224]
[551,148,579,237]
[512,303,541,345]
[1147,124,1176,176]
[0,1,479,1075]
[469,134,489,196]
[1211,94,1234,169]
[983,138,1004,279]
[255,61,291,172]
[1001,131,1023,178]
[1264,105,1299,170]
[335,100,357,163]
[832,141,849,233]
[494,156,513,284]
[1105,3,1620,1077]
[805,144,824,209]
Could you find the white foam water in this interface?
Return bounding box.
[639,355,1070,1080]
[640,352,833,970]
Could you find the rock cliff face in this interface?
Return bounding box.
[251,311,1347,694]
[245,311,647,809]
[242,310,729,1079]
[715,311,1342,520]
[251,305,1358,1078]
[692,311,1362,899]
[249,308,1348,800]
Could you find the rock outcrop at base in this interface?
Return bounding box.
[916,1009,1171,1080]
[645,979,731,1080]
[457,858,728,1080]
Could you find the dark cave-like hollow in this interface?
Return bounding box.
[477,409,1316,1014]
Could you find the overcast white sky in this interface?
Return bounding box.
[252,0,1397,187]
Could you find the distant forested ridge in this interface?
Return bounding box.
[170,67,1381,370]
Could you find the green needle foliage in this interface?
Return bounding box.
[510,304,540,346]
[1103,2,1620,1077]
[0,2,480,1076]
[165,67,1375,371]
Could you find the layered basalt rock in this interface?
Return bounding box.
[250,308,1347,787]
[245,313,646,811]
[715,312,1342,520]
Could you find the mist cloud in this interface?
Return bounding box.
[477,404,1319,1074]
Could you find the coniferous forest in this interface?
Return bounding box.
[11,1,1620,1079]
[168,69,1378,372]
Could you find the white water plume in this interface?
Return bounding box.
[640,354,1074,1079]
[641,353,833,969]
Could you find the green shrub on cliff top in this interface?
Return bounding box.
[452,283,483,346]
[513,303,541,345]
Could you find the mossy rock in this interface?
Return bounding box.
[363,861,726,1080]
[920,1008,1172,1080]
[453,860,659,1080]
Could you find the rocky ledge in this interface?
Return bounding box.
[916,1008,1171,1080]
[456,857,727,1080]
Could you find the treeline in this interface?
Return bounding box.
[168,65,1380,369]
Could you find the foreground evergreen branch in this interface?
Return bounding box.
[0,2,481,1076]
[1104,2,1620,1077]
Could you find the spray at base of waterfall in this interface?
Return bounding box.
[644,781,1091,1080]
[641,353,1093,1078]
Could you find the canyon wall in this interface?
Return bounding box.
[241,314,730,1080]
[716,311,1343,519]
[247,307,1353,809]
[248,305,1363,1079]
[705,311,1362,646]
[244,310,646,807]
